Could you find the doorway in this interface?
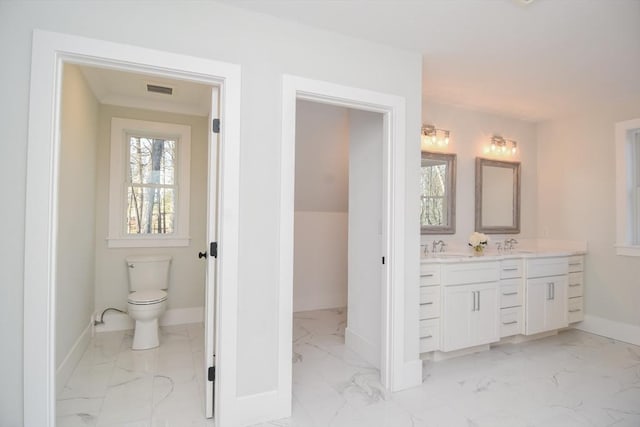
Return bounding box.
[24,31,240,426]
[277,75,414,419]
[291,99,385,417]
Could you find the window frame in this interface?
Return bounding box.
[615,118,640,256]
[108,117,191,248]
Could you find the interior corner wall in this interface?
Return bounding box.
[536,103,640,330]
[93,105,208,314]
[421,100,538,245]
[55,64,99,370]
[346,109,383,368]
[293,101,349,312]
[1,1,421,418]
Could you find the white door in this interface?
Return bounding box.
[546,276,568,331]
[204,86,220,418]
[525,278,547,335]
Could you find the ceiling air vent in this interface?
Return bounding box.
[146,83,173,95]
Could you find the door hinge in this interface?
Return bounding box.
[210,241,218,258]
[212,118,220,134]
[208,366,215,382]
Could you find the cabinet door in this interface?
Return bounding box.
[441,285,474,352]
[472,284,499,346]
[442,282,499,352]
[526,275,568,335]
[525,278,548,335]
[546,275,568,330]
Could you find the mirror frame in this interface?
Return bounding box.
[475,157,521,234]
[421,151,457,235]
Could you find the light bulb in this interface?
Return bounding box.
[491,143,496,152]
[501,145,506,153]
[431,135,436,143]
[444,136,449,145]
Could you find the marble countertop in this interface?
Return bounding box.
[421,249,586,263]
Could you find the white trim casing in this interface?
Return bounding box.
[107,117,191,248]
[275,75,420,424]
[107,117,192,248]
[615,118,640,256]
[24,30,241,427]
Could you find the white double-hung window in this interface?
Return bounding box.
[615,118,640,256]
[108,117,191,247]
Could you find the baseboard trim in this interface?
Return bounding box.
[345,326,380,368]
[574,314,640,346]
[95,306,204,333]
[394,359,422,391]
[56,321,91,394]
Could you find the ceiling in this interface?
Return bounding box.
[79,65,212,117]
[218,0,640,122]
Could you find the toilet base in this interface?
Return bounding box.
[132,318,160,350]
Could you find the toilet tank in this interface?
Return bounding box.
[126,255,172,292]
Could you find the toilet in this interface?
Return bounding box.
[125,255,171,350]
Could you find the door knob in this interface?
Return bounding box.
[198,251,208,259]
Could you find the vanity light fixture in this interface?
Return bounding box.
[421,124,450,147]
[485,135,517,156]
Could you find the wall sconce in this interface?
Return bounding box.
[485,135,517,156]
[421,124,450,147]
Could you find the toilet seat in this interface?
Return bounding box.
[128,290,167,305]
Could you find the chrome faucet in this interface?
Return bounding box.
[432,240,446,253]
[504,238,518,251]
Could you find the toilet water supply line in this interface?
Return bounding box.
[94,307,127,325]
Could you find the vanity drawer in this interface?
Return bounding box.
[500,259,523,279]
[420,264,441,286]
[419,287,441,320]
[500,279,523,308]
[568,272,583,298]
[443,262,500,286]
[419,319,440,352]
[500,306,523,337]
[526,257,568,278]
[568,297,584,323]
[568,256,584,273]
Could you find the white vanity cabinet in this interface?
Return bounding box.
[419,264,441,353]
[525,257,568,335]
[440,261,500,352]
[567,255,585,323]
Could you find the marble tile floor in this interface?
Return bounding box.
[58,310,640,427]
[251,308,640,427]
[57,323,213,427]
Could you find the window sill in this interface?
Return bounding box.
[615,245,640,257]
[107,237,191,249]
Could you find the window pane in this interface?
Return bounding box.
[128,136,176,185]
[420,159,448,226]
[127,186,175,234]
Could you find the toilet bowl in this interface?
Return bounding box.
[127,290,168,350]
[125,255,171,350]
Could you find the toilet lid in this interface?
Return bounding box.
[128,290,167,305]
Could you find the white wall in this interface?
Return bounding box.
[293,101,349,312]
[421,101,538,248]
[56,64,99,369]
[293,212,348,312]
[94,105,208,313]
[537,102,640,330]
[0,2,421,422]
[346,109,383,368]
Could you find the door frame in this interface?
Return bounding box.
[23,30,241,426]
[278,75,409,414]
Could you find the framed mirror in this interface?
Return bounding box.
[475,158,521,234]
[421,151,456,234]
